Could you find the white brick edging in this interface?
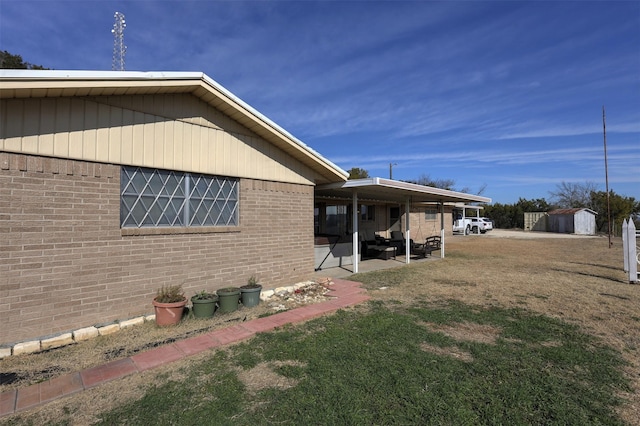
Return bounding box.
[0,315,151,359]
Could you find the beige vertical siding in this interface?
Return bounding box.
[1,94,316,184]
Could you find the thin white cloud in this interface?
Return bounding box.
[332,143,640,174]
[3,1,638,202]
[498,122,640,140]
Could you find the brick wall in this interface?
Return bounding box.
[402,207,454,242]
[0,152,314,345]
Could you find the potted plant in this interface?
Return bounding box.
[240,275,263,308]
[152,284,187,326]
[190,290,218,318]
[216,287,241,313]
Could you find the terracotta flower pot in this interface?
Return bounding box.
[152,297,187,326]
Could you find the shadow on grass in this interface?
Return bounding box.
[568,261,626,272]
[549,267,627,284]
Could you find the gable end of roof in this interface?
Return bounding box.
[0,70,349,185]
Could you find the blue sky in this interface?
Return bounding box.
[1,0,638,204]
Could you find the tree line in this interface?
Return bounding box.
[348,168,638,234]
[482,184,638,234]
[0,51,48,69]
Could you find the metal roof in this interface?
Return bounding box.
[549,208,597,215]
[0,70,349,185]
[316,178,491,204]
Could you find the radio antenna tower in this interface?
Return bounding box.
[111,12,126,71]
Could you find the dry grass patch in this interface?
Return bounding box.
[419,342,474,362]
[432,278,477,287]
[420,321,502,345]
[236,360,306,394]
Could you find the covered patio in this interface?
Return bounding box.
[314,177,491,274]
[313,251,439,279]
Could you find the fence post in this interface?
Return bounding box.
[627,219,638,284]
[623,219,629,273]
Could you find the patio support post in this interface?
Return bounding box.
[440,201,445,258]
[476,208,480,235]
[462,206,467,237]
[352,190,359,273]
[405,196,411,264]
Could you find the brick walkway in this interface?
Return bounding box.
[0,279,369,418]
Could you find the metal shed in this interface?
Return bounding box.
[524,212,549,231]
[548,208,597,235]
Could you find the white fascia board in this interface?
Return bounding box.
[375,178,491,203]
[326,178,492,204]
[0,70,205,80]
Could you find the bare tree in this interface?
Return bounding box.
[407,174,486,195]
[549,181,598,208]
[408,173,456,190]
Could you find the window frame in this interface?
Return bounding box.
[425,208,437,221]
[360,204,376,221]
[120,166,239,230]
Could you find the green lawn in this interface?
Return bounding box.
[95,301,629,425]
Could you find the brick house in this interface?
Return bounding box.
[0,70,348,345]
[1,70,490,347]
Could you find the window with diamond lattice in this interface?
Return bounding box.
[121,167,238,228]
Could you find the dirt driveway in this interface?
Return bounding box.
[486,228,601,239]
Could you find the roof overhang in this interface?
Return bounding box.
[0,70,349,185]
[316,178,491,204]
[449,204,484,210]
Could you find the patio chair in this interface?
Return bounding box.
[389,231,406,254]
[360,232,387,258]
[361,229,383,245]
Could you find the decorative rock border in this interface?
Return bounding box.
[0,317,157,359]
[0,281,327,360]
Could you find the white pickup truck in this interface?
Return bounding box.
[453,215,472,235]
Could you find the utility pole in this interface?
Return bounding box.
[603,106,612,248]
[389,163,397,179]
